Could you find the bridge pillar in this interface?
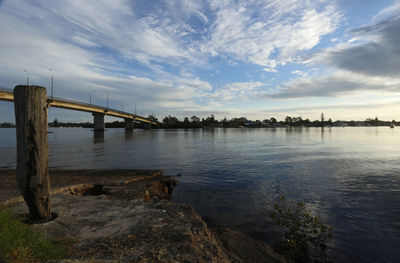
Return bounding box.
[93,113,105,131]
[125,118,134,131]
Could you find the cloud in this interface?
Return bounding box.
[271,3,400,100]
[0,0,342,72]
[268,71,400,99]
[205,0,340,68]
[210,82,267,101]
[372,2,400,23]
[265,99,400,113]
[311,16,400,78]
[263,68,278,73]
[71,35,99,48]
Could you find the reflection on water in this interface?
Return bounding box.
[93,131,104,143]
[124,130,134,141]
[0,127,399,263]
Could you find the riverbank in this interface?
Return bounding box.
[1,170,285,262]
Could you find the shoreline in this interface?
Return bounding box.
[1,169,286,262]
[0,169,163,206]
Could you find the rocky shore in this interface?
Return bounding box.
[2,170,285,262]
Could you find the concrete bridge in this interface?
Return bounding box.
[0,86,157,131]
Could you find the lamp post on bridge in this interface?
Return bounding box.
[24,69,29,87]
[89,90,95,104]
[104,90,109,111]
[49,69,53,100]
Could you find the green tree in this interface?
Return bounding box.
[162,115,180,128]
[183,117,190,128]
[147,115,158,122]
[190,116,200,124]
[53,118,59,127]
[221,117,229,127]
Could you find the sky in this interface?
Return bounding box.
[1,0,400,122]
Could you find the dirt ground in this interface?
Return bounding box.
[0,169,163,204]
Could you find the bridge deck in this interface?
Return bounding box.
[0,88,156,125]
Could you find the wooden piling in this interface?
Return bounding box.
[14,85,51,220]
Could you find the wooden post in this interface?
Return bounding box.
[14,85,51,220]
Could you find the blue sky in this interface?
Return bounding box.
[1,0,400,122]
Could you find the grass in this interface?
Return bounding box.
[0,206,75,263]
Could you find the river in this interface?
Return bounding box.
[0,127,399,262]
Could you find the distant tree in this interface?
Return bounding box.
[162,115,180,128]
[183,117,190,128]
[53,118,59,127]
[0,122,15,128]
[190,116,200,124]
[221,117,228,127]
[285,116,292,124]
[200,114,219,127]
[293,116,303,125]
[321,113,325,123]
[147,115,158,122]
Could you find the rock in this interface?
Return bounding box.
[214,228,286,263]
[10,175,285,263]
[144,190,151,201]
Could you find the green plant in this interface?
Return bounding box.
[270,196,333,263]
[0,206,75,262]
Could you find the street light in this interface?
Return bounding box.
[89,90,95,104]
[104,90,109,110]
[49,69,53,100]
[24,69,29,87]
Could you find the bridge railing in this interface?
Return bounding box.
[0,87,157,124]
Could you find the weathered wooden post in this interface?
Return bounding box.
[14,85,51,220]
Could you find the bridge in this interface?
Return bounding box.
[0,86,157,131]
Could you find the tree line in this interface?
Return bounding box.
[1,114,398,128]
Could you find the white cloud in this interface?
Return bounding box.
[263,68,278,73]
[292,70,304,76]
[71,35,99,48]
[268,71,400,99]
[276,2,400,100]
[210,81,267,101]
[203,0,341,69]
[372,1,400,23]
[0,0,342,75]
[309,12,400,78]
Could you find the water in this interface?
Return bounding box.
[1,127,399,262]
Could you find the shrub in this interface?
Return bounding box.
[270,196,333,263]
